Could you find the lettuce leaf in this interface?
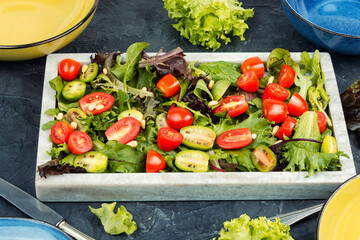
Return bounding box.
[198,61,241,86]
[89,202,137,235]
[214,214,294,240]
[163,0,254,51]
[281,111,346,176]
[97,141,146,173]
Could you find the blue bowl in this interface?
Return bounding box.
[281,0,360,55]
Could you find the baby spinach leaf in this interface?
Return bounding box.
[198,61,241,86]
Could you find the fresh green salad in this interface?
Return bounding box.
[38,42,347,177]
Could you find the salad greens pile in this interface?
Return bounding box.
[214,214,293,240]
[39,42,347,178]
[163,0,254,51]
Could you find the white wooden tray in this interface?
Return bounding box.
[35,52,356,201]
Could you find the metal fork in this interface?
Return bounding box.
[268,204,324,226]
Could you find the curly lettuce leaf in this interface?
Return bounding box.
[89,202,137,236]
[281,111,346,176]
[215,214,293,240]
[164,0,254,51]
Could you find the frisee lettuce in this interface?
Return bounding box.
[163,0,254,51]
[214,214,294,240]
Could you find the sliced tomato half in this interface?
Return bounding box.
[157,127,184,151]
[156,73,180,98]
[240,56,265,79]
[288,92,308,117]
[50,121,74,144]
[68,131,93,155]
[216,128,252,150]
[79,92,115,116]
[213,95,248,118]
[262,83,289,101]
[278,64,295,88]
[105,117,140,144]
[146,149,166,173]
[262,99,288,124]
[236,70,259,93]
[316,111,327,133]
[275,116,297,140]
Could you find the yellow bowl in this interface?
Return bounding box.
[0,0,98,61]
[317,174,360,240]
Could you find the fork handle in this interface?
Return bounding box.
[268,204,324,226]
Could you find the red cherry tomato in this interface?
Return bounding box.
[105,117,140,144]
[236,70,259,93]
[79,92,115,116]
[146,149,166,173]
[68,131,93,155]
[213,95,249,118]
[167,107,193,131]
[275,116,297,140]
[316,111,327,133]
[50,121,74,144]
[216,128,252,150]
[278,64,296,88]
[157,127,184,151]
[262,83,289,101]
[58,58,81,81]
[156,74,181,98]
[288,92,308,117]
[262,99,288,124]
[240,56,265,79]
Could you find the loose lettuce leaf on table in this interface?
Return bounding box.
[164,0,254,51]
[214,214,294,240]
[89,202,137,236]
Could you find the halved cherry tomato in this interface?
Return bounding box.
[216,128,252,149]
[68,131,93,155]
[262,83,289,101]
[262,99,288,124]
[278,64,296,88]
[316,111,327,133]
[240,56,265,79]
[50,121,74,144]
[236,70,259,93]
[156,74,180,98]
[288,92,308,117]
[79,92,115,116]
[157,127,184,151]
[58,58,81,81]
[105,117,140,144]
[167,107,193,131]
[146,149,166,173]
[213,95,248,118]
[275,116,297,140]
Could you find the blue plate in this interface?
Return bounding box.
[282,0,360,55]
[0,218,71,240]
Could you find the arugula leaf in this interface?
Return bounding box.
[89,202,137,235]
[98,141,146,173]
[136,64,157,89]
[198,61,241,86]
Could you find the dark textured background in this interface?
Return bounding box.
[0,0,359,239]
